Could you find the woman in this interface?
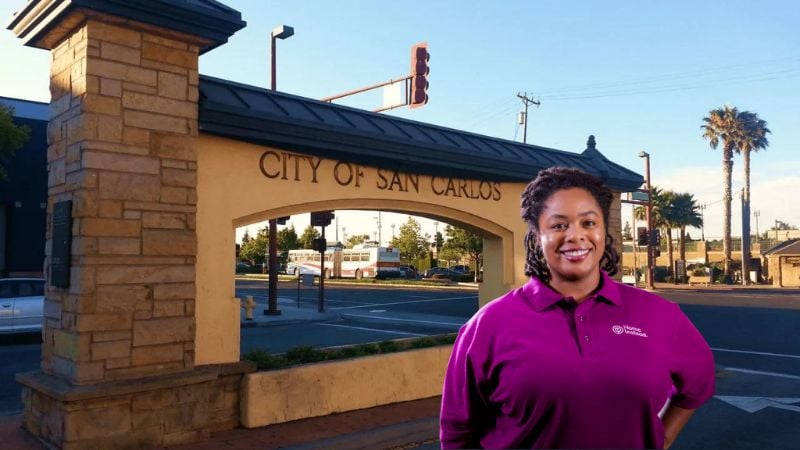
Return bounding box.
[440,167,715,449]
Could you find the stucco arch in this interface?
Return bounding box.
[195,135,531,364]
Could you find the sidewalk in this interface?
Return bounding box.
[0,396,442,450]
[239,296,341,328]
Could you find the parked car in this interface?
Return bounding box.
[399,265,418,279]
[235,262,252,273]
[421,267,462,280]
[0,278,45,334]
[449,265,473,274]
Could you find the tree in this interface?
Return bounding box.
[443,225,483,281]
[346,234,370,248]
[277,224,299,252]
[277,225,299,268]
[701,106,742,279]
[434,231,444,253]
[635,187,674,275]
[390,217,428,262]
[623,221,633,240]
[239,227,267,266]
[0,103,31,180]
[735,111,770,284]
[298,225,320,249]
[670,193,703,266]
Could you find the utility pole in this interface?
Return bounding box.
[516,92,540,144]
[753,210,760,239]
[374,212,383,245]
[699,204,706,241]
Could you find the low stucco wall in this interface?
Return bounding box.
[240,346,452,428]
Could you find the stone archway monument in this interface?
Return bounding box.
[9,1,643,448]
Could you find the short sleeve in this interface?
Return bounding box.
[668,305,715,409]
[440,320,490,449]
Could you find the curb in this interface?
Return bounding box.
[283,417,439,450]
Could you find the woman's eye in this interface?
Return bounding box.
[584,220,596,227]
[551,223,567,230]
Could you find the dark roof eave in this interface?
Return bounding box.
[200,110,535,183]
[197,76,644,192]
[7,0,245,54]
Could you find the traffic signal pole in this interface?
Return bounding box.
[318,225,325,312]
[321,43,429,113]
[643,157,655,289]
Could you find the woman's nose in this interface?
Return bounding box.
[565,224,585,241]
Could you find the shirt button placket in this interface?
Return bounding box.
[575,305,591,354]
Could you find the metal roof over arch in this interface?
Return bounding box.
[198,75,643,192]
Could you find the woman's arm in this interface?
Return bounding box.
[661,405,695,449]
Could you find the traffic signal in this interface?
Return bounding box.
[312,238,327,252]
[637,227,648,246]
[653,229,661,247]
[310,211,334,227]
[276,216,290,225]
[410,42,429,108]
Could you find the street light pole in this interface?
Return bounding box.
[265,25,294,316]
[639,151,655,289]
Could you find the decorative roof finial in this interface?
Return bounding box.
[587,135,596,150]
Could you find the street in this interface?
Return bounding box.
[1,282,798,449]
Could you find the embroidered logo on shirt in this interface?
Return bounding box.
[612,324,648,338]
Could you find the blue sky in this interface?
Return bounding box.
[2,0,798,243]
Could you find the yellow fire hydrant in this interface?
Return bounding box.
[241,295,256,320]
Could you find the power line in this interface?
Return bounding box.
[516,92,540,144]
[532,57,800,97]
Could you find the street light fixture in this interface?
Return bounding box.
[270,25,294,91]
[266,24,294,316]
[638,151,655,289]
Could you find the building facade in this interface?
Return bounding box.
[0,96,47,277]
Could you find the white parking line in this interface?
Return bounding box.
[239,294,374,306]
[314,322,426,337]
[723,367,800,381]
[331,295,476,310]
[712,347,800,360]
[341,313,464,327]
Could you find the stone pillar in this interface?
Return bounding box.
[9,2,249,448]
[42,18,202,384]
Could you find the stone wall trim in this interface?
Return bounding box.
[16,362,255,403]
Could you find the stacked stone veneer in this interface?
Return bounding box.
[21,362,253,448]
[15,15,257,449]
[43,19,200,384]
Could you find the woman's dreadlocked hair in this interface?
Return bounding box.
[520,166,620,282]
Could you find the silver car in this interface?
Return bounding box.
[0,278,45,334]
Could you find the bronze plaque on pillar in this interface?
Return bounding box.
[51,200,72,288]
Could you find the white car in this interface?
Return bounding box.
[0,278,45,334]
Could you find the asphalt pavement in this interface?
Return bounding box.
[2,281,800,449]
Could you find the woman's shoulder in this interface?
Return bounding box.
[465,286,527,330]
[612,280,683,314]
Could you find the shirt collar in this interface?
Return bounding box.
[523,270,623,312]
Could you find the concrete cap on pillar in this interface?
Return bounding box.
[7,0,246,53]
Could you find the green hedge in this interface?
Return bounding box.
[243,334,457,371]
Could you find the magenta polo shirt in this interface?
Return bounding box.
[440,271,715,449]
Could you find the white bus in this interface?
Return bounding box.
[286,246,400,279]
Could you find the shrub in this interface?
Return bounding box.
[243,334,458,371]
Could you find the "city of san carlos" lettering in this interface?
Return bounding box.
[259,150,502,201]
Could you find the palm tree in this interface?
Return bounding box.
[670,193,703,267]
[634,187,675,278]
[736,111,770,284]
[701,106,741,279]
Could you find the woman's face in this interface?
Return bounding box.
[536,187,606,286]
